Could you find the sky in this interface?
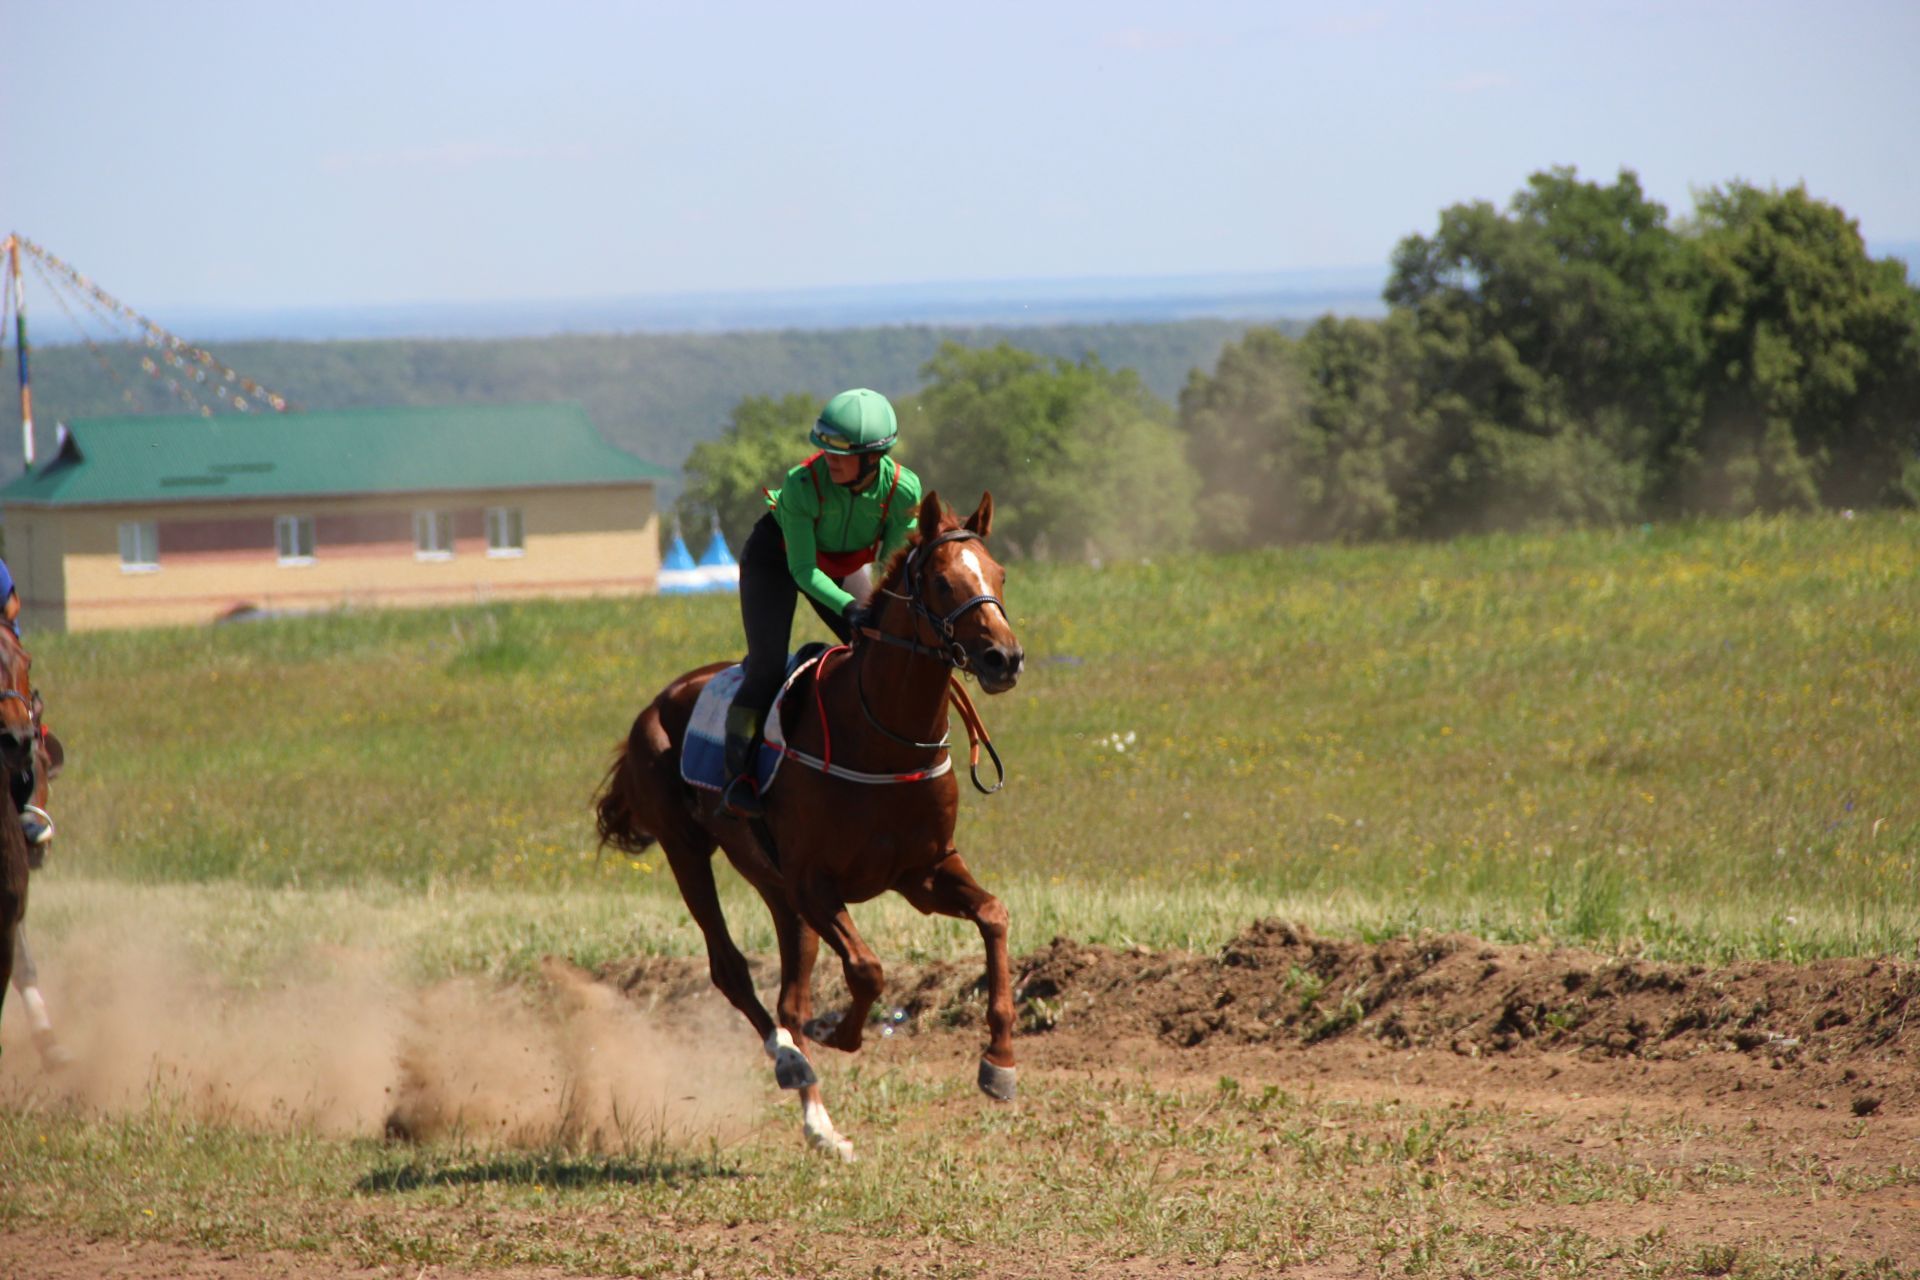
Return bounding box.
[3,0,1917,314]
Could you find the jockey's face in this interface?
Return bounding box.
[825,452,866,486]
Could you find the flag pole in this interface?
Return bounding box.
[5,235,33,466]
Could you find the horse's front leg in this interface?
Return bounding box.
[769,907,854,1160]
[790,876,884,1055]
[900,852,1017,1101]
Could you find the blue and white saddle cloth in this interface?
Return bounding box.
[680,653,811,794]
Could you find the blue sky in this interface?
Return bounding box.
[4,0,1916,311]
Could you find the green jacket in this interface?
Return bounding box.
[768,454,922,613]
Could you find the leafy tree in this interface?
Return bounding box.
[675,393,821,550]
[1181,315,1432,546]
[1385,168,1699,530]
[904,342,1195,560]
[1684,183,1920,512]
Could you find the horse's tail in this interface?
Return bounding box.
[593,736,660,855]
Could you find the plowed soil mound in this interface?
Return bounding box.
[605,917,1920,1110]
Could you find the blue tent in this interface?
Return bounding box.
[659,521,705,594]
[696,519,739,592]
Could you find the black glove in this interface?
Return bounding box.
[842,600,870,644]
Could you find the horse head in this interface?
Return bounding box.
[0,631,34,762]
[0,630,36,813]
[894,491,1025,695]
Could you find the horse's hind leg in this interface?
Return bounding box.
[661,834,820,1090]
[11,928,70,1070]
[899,852,1017,1101]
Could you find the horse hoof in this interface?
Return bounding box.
[977,1058,1017,1102]
[773,1045,818,1091]
[808,1130,857,1163]
[802,1011,842,1042]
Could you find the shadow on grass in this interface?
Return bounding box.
[357,1151,743,1194]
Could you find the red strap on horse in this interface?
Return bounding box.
[802,454,900,579]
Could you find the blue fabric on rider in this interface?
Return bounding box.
[0,557,17,637]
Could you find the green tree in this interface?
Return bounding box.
[1385,167,1699,530]
[905,342,1195,559]
[1684,183,1920,512]
[675,393,821,551]
[1181,315,1433,546]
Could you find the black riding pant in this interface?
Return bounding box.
[736,513,856,718]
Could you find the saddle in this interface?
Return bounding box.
[679,645,828,797]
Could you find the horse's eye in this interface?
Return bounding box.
[936,574,955,596]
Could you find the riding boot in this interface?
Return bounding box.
[720,704,767,818]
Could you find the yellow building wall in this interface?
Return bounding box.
[5,484,659,632]
[4,515,72,632]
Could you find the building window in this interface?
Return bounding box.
[414,510,454,560]
[275,514,316,565]
[486,506,524,557]
[119,521,159,572]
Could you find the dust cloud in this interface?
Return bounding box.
[0,929,762,1151]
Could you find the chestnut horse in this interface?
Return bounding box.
[596,492,1024,1159]
[0,628,41,1045]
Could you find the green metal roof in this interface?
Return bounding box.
[0,403,672,507]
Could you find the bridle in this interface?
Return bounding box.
[846,528,1009,792]
[863,529,1008,672]
[0,642,37,811]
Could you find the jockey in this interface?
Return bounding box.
[0,556,52,847]
[721,388,922,817]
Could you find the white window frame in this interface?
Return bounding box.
[275,514,316,566]
[485,506,524,558]
[118,520,159,573]
[414,510,454,561]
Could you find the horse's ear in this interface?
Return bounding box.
[918,490,944,539]
[965,491,994,539]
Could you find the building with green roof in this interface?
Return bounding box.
[0,404,673,631]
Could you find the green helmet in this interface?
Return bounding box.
[811,388,898,455]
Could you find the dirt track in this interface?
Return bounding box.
[11,920,1920,1278]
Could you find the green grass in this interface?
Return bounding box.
[22,509,1920,962]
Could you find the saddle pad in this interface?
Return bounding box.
[680,660,804,794]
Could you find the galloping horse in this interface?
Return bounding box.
[0,628,41,1044]
[596,492,1024,1159]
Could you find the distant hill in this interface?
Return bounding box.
[2,318,1307,487]
[39,267,1385,345]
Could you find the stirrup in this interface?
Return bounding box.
[721,774,765,818]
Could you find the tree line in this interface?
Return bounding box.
[3,319,1262,487]
[682,169,1920,557]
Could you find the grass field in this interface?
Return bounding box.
[22,508,1920,970]
[5,510,1919,1279]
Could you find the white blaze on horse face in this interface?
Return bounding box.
[956,547,1009,626]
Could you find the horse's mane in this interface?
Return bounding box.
[873,499,964,596]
